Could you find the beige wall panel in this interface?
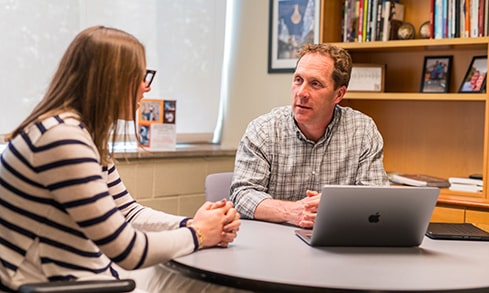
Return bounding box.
[153,159,208,197]
[180,194,207,218]
[138,197,180,215]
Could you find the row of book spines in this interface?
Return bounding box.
[342,0,489,43]
[343,0,394,43]
[431,0,488,39]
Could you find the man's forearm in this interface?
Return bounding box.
[254,198,301,225]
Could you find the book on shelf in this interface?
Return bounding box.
[449,183,483,192]
[375,0,383,41]
[357,0,365,42]
[484,0,489,36]
[470,0,479,37]
[434,0,444,39]
[449,0,461,38]
[381,0,392,41]
[389,173,450,188]
[448,177,483,193]
[464,0,471,37]
[477,0,485,36]
[448,177,483,186]
[343,0,360,42]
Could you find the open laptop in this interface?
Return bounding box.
[425,222,489,241]
[295,185,440,247]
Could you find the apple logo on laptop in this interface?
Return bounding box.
[368,212,381,223]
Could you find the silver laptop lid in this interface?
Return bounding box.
[306,185,439,247]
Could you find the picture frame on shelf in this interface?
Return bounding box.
[458,56,487,93]
[347,64,385,92]
[267,0,320,73]
[420,56,452,93]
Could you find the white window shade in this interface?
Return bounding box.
[0,0,225,144]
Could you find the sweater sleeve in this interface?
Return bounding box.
[36,123,197,270]
[106,163,187,231]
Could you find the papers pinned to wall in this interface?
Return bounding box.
[138,99,176,151]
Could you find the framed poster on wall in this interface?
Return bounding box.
[268,0,320,73]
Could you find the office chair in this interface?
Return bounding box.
[205,172,233,202]
[17,279,135,293]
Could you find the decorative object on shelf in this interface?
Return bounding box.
[388,2,405,40]
[347,64,385,92]
[420,55,452,93]
[458,56,488,93]
[418,21,431,39]
[397,22,415,40]
[268,0,320,73]
[389,173,450,188]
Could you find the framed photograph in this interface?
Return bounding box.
[163,100,176,124]
[139,99,163,123]
[347,64,385,92]
[458,56,487,93]
[420,56,452,93]
[268,0,321,73]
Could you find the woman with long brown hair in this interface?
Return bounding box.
[0,25,242,293]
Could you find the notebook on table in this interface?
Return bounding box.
[425,223,489,241]
[295,185,440,247]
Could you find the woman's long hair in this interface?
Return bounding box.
[7,26,146,165]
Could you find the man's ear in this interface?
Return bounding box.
[334,85,347,104]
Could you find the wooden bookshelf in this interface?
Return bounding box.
[320,0,489,223]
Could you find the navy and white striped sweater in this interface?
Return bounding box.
[0,112,197,291]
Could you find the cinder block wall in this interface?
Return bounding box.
[116,155,235,217]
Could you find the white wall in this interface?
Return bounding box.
[220,0,294,148]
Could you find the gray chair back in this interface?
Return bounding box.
[205,172,233,201]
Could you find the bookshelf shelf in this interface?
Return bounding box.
[320,0,489,222]
[345,92,486,101]
[332,36,489,52]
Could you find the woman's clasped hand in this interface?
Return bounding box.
[187,199,241,248]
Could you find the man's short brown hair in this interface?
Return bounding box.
[297,43,352,89]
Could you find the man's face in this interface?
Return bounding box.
[291,52,345,133]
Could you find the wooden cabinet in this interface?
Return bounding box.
[319,0,489,217]
[431,206,465,223]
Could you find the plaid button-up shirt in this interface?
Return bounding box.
[230,105,389,219]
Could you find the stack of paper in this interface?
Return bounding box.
[448,177,483,193]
